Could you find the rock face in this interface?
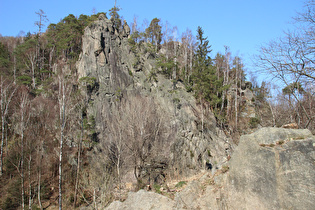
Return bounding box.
[76,14,133,95]
[227,127,315,210]
[76,14,232,181]
[104,127,315,209]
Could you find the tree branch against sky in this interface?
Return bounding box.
[254,0,315,130]
[255,0,315,89]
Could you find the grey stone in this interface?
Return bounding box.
[174,180,201,209]
[227,127,315,210]
[105,190,175,210]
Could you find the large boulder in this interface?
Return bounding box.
[105,190,175,210]
[227,127,315,210]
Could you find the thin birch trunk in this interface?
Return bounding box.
[21,127,25,210]
[58,75,66,210]
[0,78,16,176]
[13,47,17,84]
[28,153,32,210]
[21,102,25,210]
[38,141,43,210]
[74,112,83,208]
[235,58,238,130]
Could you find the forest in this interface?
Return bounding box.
[0,2,314,210]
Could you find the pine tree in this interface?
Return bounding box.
[145,18,162,51]
[109,5,121,29]
[192,27,225,115]
[192,27,214,101]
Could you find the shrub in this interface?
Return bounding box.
[221,165,229,173]
[17,75,32,86]
[153,184,162,194]
[1,179,21,209]
[277,140,285,145]
[190,150,194,158]
[207,150,212,157]
[249,117,260,128]
[172,98,180,104]
[175,181,187,188]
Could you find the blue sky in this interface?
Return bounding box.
[0,0,306,71]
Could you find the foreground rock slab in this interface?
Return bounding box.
[227,127,315,210]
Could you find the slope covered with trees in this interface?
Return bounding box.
[0,1,314,209]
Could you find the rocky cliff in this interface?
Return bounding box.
[76,14,232,189]
[105,127,315,210]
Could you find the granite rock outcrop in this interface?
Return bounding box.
[76,13,232,185]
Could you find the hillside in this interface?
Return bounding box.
[0,5,314,209]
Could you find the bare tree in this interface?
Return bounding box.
[234,57,239,130]
[221,46,230,115]
[255,1,315,129]
[35,9,48,37]
[73,81,89,208]
[121,95,170,184]
[73,109,83,208]
[89,93,173,202]
[57,64,72,210]
[15,38,37,89]
[106,105,126,184]
[11,89,31,210]
[172,26,178,80]
[256,0,315,85]
[35,9,48,72]
[58,73,67,210]
[0,77,16,176]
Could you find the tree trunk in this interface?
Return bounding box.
[31,60,36,89]
[93,188,97,210]
[20,92,29,210]
[184,46,188,81]
[73,112,83,208]
[0,77,4,176]
[0,110,4,176]
[21,116,25,210]
[37,142,43,210]
[0,80,15,176]
[267,100,276,127]
[28,153,32,210]
[49,47,55,76]
[201,99,204,139]
[235,58,238,130]
[59,124,64,210]
[13,51,16,84]
[58,76,66,210]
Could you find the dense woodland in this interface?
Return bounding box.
[0,1,314,209]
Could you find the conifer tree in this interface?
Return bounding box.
[192,27,225,116]
[146,18,162,51]
[109,4,121,29]
[192,26,213,100]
